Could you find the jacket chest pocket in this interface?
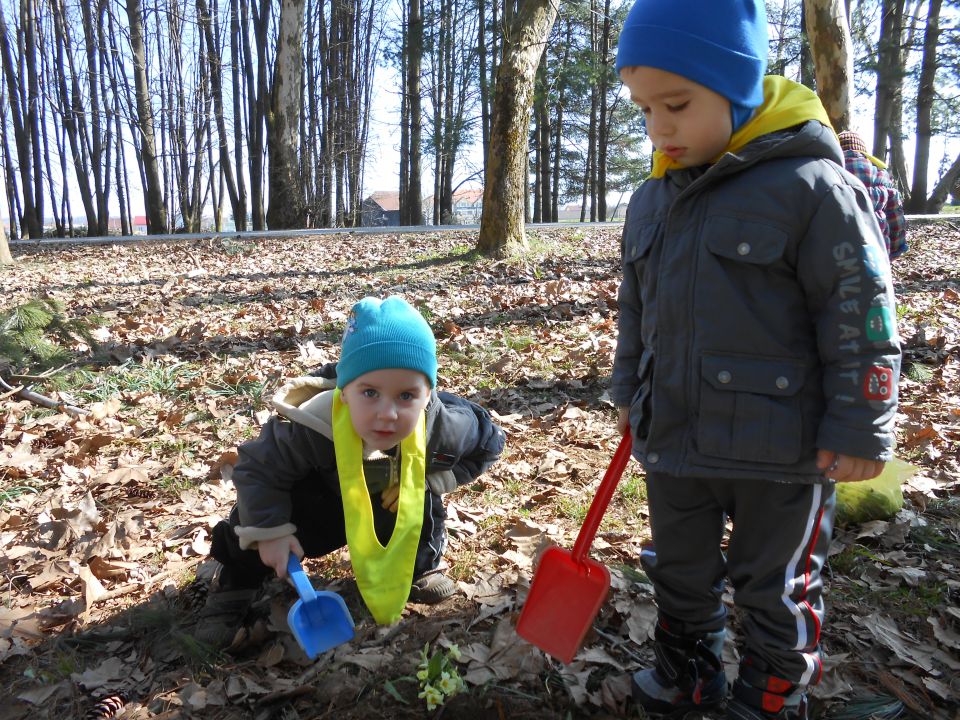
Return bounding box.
[622,220,661,276]
[704,217,788,267]
[696,353,807,465]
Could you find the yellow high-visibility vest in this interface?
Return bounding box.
[332,389,425,624]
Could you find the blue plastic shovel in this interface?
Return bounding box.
[286,554,355,659]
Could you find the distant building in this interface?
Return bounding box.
[132,215,149,234]
[422,187,484,225]
[451,188,484,224]
[361,191,401,227]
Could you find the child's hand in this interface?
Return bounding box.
[381,484,400,513]
[816,449,885,482]
[616,407,630,436]
[257,535,304,579]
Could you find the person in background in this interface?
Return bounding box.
[838,129,908,260]
[197,296,505,648]
[611,1,901,718]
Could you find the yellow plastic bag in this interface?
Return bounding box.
[834,457,917,525]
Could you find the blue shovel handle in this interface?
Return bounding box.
[287,554,317,602]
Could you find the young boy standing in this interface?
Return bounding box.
[198,296,505,646]
[611,2,901,718]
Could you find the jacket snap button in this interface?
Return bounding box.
[737,242,751,255]
[776,376,790,389]
[647,452,660,464]
[717,370,732,384]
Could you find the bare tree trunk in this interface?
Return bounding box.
[533,50,549,223]
[401,0,424,225]
[804,0,854,131]
[81,0,107,235]
[476,0,558,257]
[477,0,489,167]
[266,0,307,228]
[126,0,168,234]
[926,151,960,212]
[906,0,941,213]
[23,0,44,236]
[887,0,921,196]
[1,84,22,241]
[551,17,572,224]
[243,0,269,230]
[0,4,42,238]
[197,0,243,230]
[597,0,612,222]
[230,0,248,230]
[873,0,905,159]
[35,21,63,236]
[50,0,99,232]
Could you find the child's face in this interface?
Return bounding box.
[620,66,733,168]
[340,368,431,451]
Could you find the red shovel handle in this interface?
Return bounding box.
[571,434,633,563]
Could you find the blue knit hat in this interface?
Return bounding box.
[336,296,437,389]
[615,0,768,130]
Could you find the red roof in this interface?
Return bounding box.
[453,188,484,203]
[133,215,148,225]
[367,191,400,211]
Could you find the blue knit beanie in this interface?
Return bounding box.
[336,296,437,389]
[615,0,768,131]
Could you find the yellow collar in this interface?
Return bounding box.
[650,76,833,178]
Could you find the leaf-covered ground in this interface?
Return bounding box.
[0,223,958,720]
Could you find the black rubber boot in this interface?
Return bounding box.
[727,655,809,720]
[631,617,728,714]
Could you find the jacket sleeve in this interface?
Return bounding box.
[231,417,336,542]
[611,211,646,409]
[424,392,506,494]
[796,180,901,461]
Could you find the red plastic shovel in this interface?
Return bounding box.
[516,434,633,664]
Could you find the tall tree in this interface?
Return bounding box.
[906,0,942,212]
[125,0,168,234]
[0,2,42,238]
[805,0,854,131]
[477,0,558,257]
[197,0,245,231]
[266,0,307,228]
[399,0,424,225]
[872,0,906,159]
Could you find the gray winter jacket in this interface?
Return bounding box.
[611,120,901,483]
[232,365,505,549]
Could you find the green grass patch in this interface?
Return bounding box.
[557,495,588,525]
[49,360,200,403]
[206,376,271,405]
[0,482,40,509]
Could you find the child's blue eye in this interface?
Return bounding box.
[399,391,414,401]
[362,388,378,399]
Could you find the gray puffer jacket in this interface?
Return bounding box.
[611,120,901,483]
[232,363,505,549]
